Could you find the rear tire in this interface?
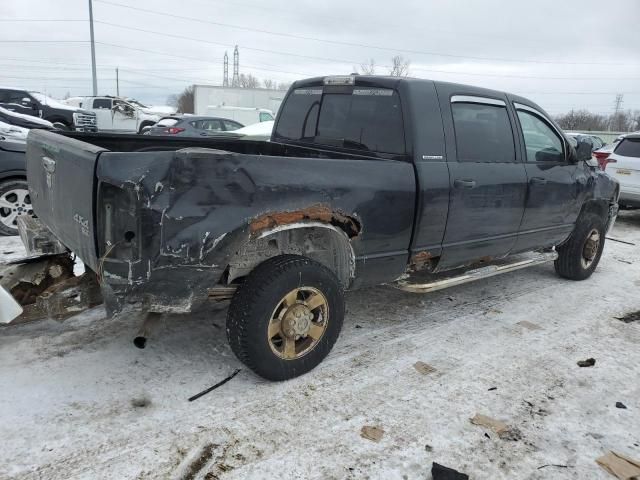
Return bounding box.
[226,254,344,381]
[554,213,605,280]
[0,179,33,236]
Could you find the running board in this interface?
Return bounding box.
[394,251,558,294]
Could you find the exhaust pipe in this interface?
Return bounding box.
[134,312,162,349]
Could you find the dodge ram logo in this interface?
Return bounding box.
[42,156,56,189]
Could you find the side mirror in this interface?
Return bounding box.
[575,138,593,163]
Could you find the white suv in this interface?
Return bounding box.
[605,133,640,208]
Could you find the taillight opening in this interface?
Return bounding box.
[593,151,615,170]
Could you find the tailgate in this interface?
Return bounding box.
[26,130,106,271]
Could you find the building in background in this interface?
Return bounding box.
[193,85,285,117]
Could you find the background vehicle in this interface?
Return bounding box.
[205,105,274,125]
[604,134,640,208]
[0,107,54,235]
[64,96,172,134]
[233,120,274,140]
[0,88,96,132]
[22,75,618,380]
[146,116,244,137]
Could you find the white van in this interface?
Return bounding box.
[205,106,274,126]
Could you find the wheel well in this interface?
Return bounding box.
[138,121,155,133]
[47,117,70,126]
[579,199,609,221]
[224,224,355,288]
[0,175,27,185]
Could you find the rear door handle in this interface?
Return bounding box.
[530,177,547,185]
[453,179,476,189]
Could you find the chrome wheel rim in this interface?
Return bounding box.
[0,188,32,230]
[268,286,329,360]
[581,228,600,269]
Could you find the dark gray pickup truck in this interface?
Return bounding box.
[23,75,619,380]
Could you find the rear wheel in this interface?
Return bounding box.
[0,179,33,236]
[226,255,344,381]
[554,213,605,280]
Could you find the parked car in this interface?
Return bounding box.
[603,134,640,208]
[205,106,274,125]
[21,75,618,380]
[146,116,244,137]
[0,88,96,132]
[64,96,171,134]
[0,107,54,235]
[233,120,274,141]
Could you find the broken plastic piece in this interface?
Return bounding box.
[431,462,469,480]
[413,361,437,375]
[577,358,596,367]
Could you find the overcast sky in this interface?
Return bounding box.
[1,0,639,114]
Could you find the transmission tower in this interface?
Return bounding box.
[232,45,239,87]
[223,51,229,87]
[613,93,624,115]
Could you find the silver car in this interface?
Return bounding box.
[146,116,244,137]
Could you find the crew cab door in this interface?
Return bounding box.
[511,103,578,252]
[92,98,113,131]
[436,90,527,270]
[0,90,40,118]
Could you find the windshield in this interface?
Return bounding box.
[29,92,70,109]
[274,86,405,155]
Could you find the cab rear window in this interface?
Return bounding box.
[274,87,405,155]
[614,138,640,158]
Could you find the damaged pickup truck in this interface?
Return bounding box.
[17,75,618,380]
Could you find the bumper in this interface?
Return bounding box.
[619,189,640,208]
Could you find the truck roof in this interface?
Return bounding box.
[292,75,546,114]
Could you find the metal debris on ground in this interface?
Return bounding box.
[577,358,596,367]
[470,413,521,440]
[413,361,437,375]
[360,425,384,443]
[615,311,640,324]
[188,369,241,402]
[615,402,627,409]
[431,462,469,480]
[596,451,640,479]
[488,387,497,391]
[537,464,569,470]
[606,237,636,246]
[517,320,543,330]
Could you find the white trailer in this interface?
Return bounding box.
[193,85,285,116]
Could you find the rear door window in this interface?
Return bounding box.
[451,101,515,163]
[614,138,640,158]
[274,87,405,155]
[223,120,242,131]
[259,112,274,122]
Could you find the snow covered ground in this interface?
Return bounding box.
[1,212,639,480]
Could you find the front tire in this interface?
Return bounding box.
[52,122,70,131]
[0,179,34,236]
[554,213,606,280]
[226,255,345,381]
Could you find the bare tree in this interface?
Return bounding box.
[555,110,608,131]
[263,78,276,89]
[238,73,260,88]
[168,86,194,114]
[277,82,292,91]
[389,55,410,77]
[356,58,376,75]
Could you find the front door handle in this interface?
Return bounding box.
[454,178,477,189]
[530,177,547,185]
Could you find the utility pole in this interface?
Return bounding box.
[88,0,98,95]
[116,67,119,96]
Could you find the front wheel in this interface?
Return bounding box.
[0,179,34,236]
[52,122,70,131]
[554,213,606,280]
[226,255,345,381]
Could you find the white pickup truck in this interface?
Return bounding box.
[64,96,175,134]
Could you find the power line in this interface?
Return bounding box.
[93,20,640,82]
[0,19,86,22]
[0,40,88,43]
[93,0,632,67]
